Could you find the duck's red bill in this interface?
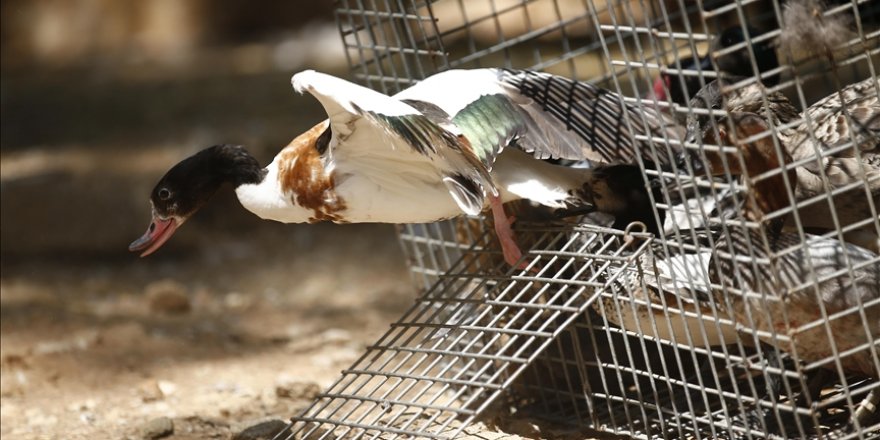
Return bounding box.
[129,217,178,257]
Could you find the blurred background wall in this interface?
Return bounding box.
[1,0,351,259]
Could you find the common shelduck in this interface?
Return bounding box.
[130,69,681,267]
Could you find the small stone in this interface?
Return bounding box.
[224,292,253,311]
[274,380,320,400]
[319,328,351,344]
[145,280,190,315]
[156,380,177,397]
[213,381,240,394]
[138,380,164,402]
[67,398,98,411]
[141,416,174,439]
[33,330,98,355]
[502,418,541,439]
[233,419,289,440]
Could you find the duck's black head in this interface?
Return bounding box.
[655,25,779,106]
[587,162,665,235]
[129,144,265,257]
[714,26,779,86]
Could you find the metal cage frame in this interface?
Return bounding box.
[274,1,880,439]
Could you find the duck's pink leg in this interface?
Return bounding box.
[489,195,533,271]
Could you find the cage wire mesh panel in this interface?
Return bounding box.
[279,1,880,439]
[284,225,652,439]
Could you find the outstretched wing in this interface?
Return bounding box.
[395,69,684,170]
[495,69,684,165]
[394,69,590,167]
[291,70,495,216]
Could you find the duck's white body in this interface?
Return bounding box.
[235,120,470,224]
[235,123,591,225]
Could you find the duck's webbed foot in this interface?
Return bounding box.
[490,196,536,272]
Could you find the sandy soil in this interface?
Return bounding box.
[1,218,417,438]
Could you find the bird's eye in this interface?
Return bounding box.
[158,188,172,200]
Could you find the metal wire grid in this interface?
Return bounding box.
[334,0,703,95]
[280,224,654,439]
[278,1,880,439]
[623,5,880,431]
[519,237,880,439]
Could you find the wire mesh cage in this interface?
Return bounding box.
[276,1,880,439]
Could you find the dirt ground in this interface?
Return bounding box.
[1,221,415,439]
